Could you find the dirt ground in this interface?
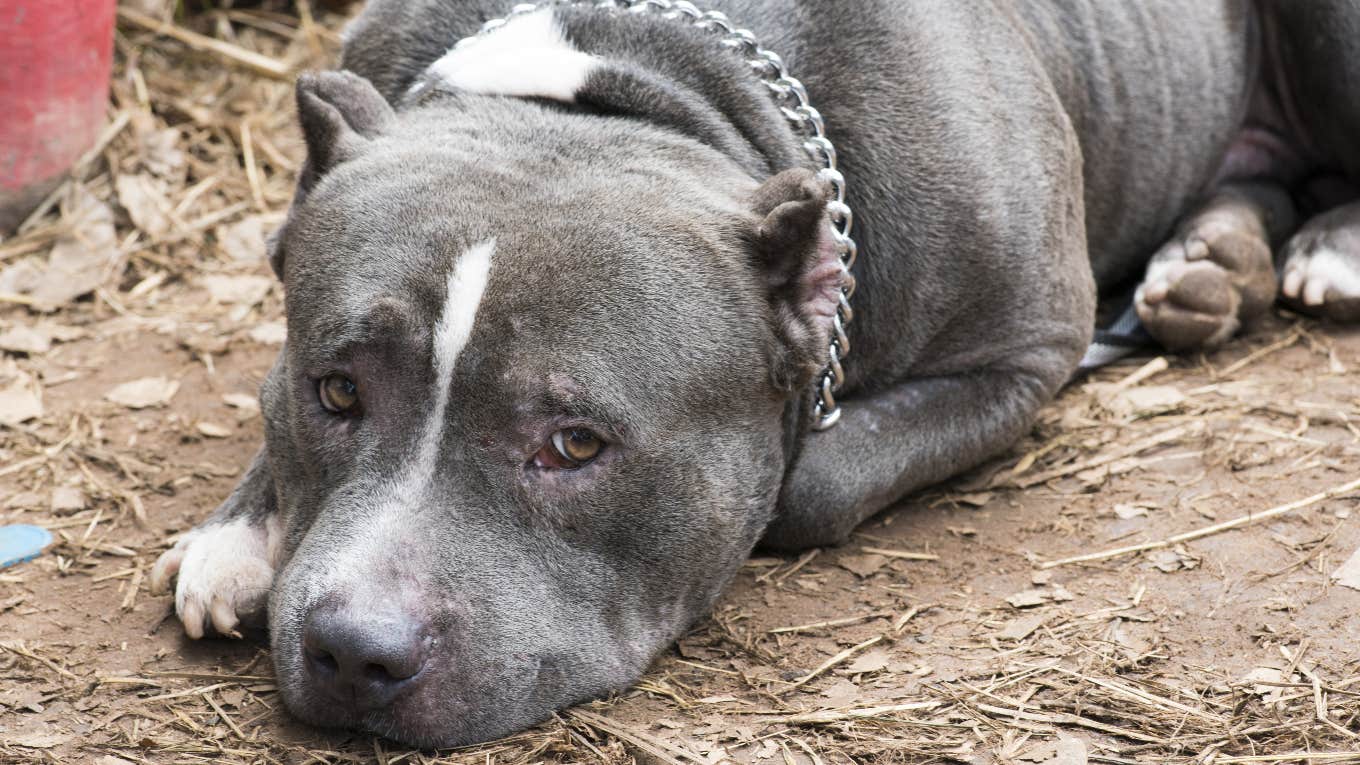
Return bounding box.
[3,3,1360,764]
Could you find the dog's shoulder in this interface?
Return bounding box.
[339,0,516,102]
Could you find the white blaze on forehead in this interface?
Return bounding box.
[422,238,495,464]
[426,9,598,102]
[318,239,495,591]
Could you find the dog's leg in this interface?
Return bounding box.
[149,449,280,638]
[765,365,1064,551]
[1134,182,1296,351]
[1280,200,1360,322]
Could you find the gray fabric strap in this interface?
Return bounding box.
[1079,304,1152,371]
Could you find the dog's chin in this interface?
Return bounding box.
[289,698,541,750]
[275,659,554,748]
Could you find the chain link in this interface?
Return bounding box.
[457,0,859,430]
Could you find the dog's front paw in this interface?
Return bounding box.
[763,447,864,552]
[150,516,279,639]
[1281,215,1360,322]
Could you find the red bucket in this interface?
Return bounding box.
[0,0,117,232]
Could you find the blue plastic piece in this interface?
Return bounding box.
[0,524,53,569]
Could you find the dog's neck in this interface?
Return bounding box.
[406,5,809,179]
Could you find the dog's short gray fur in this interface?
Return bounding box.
[173,0,1360,747]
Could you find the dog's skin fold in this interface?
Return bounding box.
[148,0,1360,747]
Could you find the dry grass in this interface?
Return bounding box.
[3,2,1360,764]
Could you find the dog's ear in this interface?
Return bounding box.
[270,71,394,279]
[295,70,394,194]
[750,168,847,393]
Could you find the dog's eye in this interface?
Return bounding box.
[318,374,360,415]
[535,428,604,469]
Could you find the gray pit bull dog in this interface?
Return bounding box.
[149,0,1360,747]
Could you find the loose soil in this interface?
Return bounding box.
[2,3,1358,764]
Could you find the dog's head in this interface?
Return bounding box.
[260,71,841,746]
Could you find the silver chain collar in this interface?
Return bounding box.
[457,0,859,430]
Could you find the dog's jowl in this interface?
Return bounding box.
[151,0,1360,747]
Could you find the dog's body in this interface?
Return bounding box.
[150,0,1360,747]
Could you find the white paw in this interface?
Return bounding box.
[1281,247,1360,307]
[150,515,280,639]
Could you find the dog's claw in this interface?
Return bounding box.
[180,597,206,640]
[149,545,184,596]
[1142,276,1170,304]
[210,598,243,639]
[1281,267,1305,301]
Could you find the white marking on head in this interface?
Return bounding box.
[422,238,495,465]
[426,10,598,102]
[320,239,496,590]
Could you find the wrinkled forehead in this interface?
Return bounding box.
[279,180,769,421]
[281,122,754,296]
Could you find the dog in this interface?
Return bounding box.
[149,0,1360,747]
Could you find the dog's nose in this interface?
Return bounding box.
[302,601,429,710]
